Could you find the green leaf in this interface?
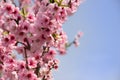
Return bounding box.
[65,42,73,49]
[20,7,28,18]
[49,0,55,3]
[52,33,60,40]
[2,31,9,36]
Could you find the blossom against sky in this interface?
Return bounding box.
[54,0,120,80]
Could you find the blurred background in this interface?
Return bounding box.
[54,0,120,80]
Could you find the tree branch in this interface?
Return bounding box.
[34,62,41,77]
[3,0,6,2]
[24,47,29,70]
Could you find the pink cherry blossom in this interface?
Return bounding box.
[0,0,82,80]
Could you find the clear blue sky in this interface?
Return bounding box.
[54,0,120,80]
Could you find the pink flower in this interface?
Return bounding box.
[44,49,56,60]
[4,3,14,14]
[0,0,82,79]
[17,61,26,71]
[77,32,83,38]
[28,57,37,69]
[73,32,83,47]
[25,71,37,80]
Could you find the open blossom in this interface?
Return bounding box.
[73,32,83,47]
[28,57,37,69]
[0,0,82,80]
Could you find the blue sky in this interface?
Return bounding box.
[54,0,120,80]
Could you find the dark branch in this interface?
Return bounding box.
[24,47,29,70]
[34,62,41,77]
[3,0,6,2]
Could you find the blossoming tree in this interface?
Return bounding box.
[0,0,82,80]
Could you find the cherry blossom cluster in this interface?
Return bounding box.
[0,0,82,80]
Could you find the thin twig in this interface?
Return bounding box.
[15,41,27,47]
[11,0,16,6]
[0,61,3,65]
[34,62,41,77]
[3,0,6,2]
[24,47,29,70]
[25,38,31,50]
[41,46,49,57]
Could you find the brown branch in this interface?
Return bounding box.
[25,38,31,50]
[0,61,3,65]
[42,75,46,80]
[34,62,41,77]
[24,47,29,70]
[41,46,49,57]
[3,0,6,2]
[15,41,27,47]
[15,38,31,70]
